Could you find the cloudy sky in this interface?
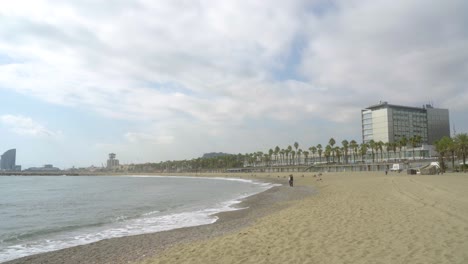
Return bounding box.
[1,0,467,168]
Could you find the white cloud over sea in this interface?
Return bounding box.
[0,0,467,167]
[0,114,62,138]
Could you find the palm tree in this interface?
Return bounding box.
[350,140,358,163]
[287,145,292,165]
[309,146,317,162]
[335,147,342,163]
[454,133,468,171]
[291,150,296,165]
[400,136,408,159]
[268,149,274,166]
[309,146,317,164]
[249,153,255,167]
[317,144,323,163]
[297,149,303,165]
[409,135,422,160]
[342,140,349,164]
[435,136,452,172]
[303,151,309,165]
[256,151,263,166]
[274,146,280,165]
[280,149,285,165]
[377,141,384,162]
[384,142,391,162]
[263,153,270,166]
[391,142,397,162]
[294,142,299,163]
[360,143,368,163]
[448,138,456,170]
[248,153,254,167]
[368,140,376,163]
[325,145,332,163]
[329,138,336,162]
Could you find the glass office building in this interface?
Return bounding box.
[0,149,16,171]
[362,102,449,144]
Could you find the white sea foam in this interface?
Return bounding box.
[1,206,237,262]
[0,176,278,263]
[142,210,160,216]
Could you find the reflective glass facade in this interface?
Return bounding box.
[391,107,427,143]
[0,149,16,171]
[362,110,373,142]
[427,108,450,144]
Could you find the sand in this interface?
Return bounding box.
[6,172,468,264]
[141,172,468,264]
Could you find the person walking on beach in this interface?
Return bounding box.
[288,175,294,187]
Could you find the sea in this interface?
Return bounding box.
[0,175,276,263]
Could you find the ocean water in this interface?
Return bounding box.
[0,175,275,263]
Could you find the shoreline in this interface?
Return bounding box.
[4,175,314,264]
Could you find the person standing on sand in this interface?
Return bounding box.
[289,175,294,187]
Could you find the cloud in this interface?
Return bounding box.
[0,0,467,165]
[124,132,174,145]
[0,1,313,122]
[1,1,462,125]
[300,0,468,110]
[0,114,62,137]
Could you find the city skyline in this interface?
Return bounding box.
[1,1,468,168]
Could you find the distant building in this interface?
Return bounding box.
[107,153,119,169]
[25,164,60,172]
[361,102,450,144]
[1,149,17,171]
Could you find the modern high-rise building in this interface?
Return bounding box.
[361,102,449,144]
[1,149,16,171]
[107,153,119,169]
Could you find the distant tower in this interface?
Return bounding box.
[107,153,119,169]
[1,149,16,171]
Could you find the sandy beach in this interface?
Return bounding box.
[140,172,468,264]
[6,172,468,264]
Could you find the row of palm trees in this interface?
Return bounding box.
[112,133,467,173]
[121,154,246,173]
[244,135,430,167]
[434,133,468,171]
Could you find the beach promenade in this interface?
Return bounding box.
[142,172,468,264]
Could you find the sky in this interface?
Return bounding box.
[0,0,467,169]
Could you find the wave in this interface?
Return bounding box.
[1,205,237,262]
